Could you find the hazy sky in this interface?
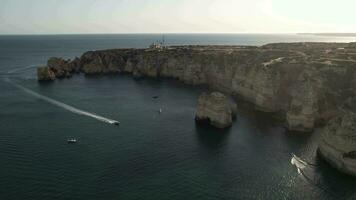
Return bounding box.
[1,0,356,34]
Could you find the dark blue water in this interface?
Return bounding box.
[0,34,356,200]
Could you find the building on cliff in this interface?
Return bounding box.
[149,35,166,50]
[149,42,163,49]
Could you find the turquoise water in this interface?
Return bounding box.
[0,34,356,200]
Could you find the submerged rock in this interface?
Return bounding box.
[195,92,236,129]
[37,67,56,81]
[318,112,356,176]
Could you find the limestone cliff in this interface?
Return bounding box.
[195,92,236,128]
[37,44,356,132]
[36,43,356,176]
[318,112,356,176]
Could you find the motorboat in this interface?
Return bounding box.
[67,139,77,144]
[291,153,308,166]
[112,121,120,126]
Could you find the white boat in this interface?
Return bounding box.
[111,121,120,126]
[291,153,307,174]
[67,139,77,144]
[291,154,308,166]
[159,108,162,113]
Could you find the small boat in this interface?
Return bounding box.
[152,96,159,99]
[291,153,308,166]
[67,139,77,144]
[159,108,162,114]
[112,121,120,126]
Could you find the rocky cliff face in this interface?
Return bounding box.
[195,92,236,128]
[37,43,356,176]
[318,112,356,176]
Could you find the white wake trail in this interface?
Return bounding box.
[4,66,119,125]
[6,65,39,74]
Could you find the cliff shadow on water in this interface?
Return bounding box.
[311,153,356,198]
[195,122,232,150]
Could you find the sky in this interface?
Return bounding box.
[0,0,356,34]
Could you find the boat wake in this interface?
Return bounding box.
[6,65,39,74]
[4,66,119,126]
[290,153,338,198]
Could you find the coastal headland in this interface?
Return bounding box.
[37,42,356,176]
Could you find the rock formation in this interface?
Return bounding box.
[37,66,56,81]
[37,57,81,81]
[318,112,356,176]
[195,92,236,128]
[36,43,356,176]
[47,57,73,78]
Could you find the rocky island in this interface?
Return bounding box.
[37,42,356,176]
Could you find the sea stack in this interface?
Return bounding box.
[195,92,236,129]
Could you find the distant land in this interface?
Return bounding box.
[299,33,356,37]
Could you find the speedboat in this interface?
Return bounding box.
[159,108,162,114]
[67,139,77,144]
[291,153,308,166]
[112,121,120,126]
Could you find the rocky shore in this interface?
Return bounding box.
[37,42,356,176]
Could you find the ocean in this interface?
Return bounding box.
[0,34,356,200]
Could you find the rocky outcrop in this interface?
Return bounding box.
[37,67,56,81]
[195,92,236,128]
[318,112,356,176]
[47,57,73,78]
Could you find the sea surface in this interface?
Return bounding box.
[0,34,356,200]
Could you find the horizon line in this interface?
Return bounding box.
[1,32,356,36]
